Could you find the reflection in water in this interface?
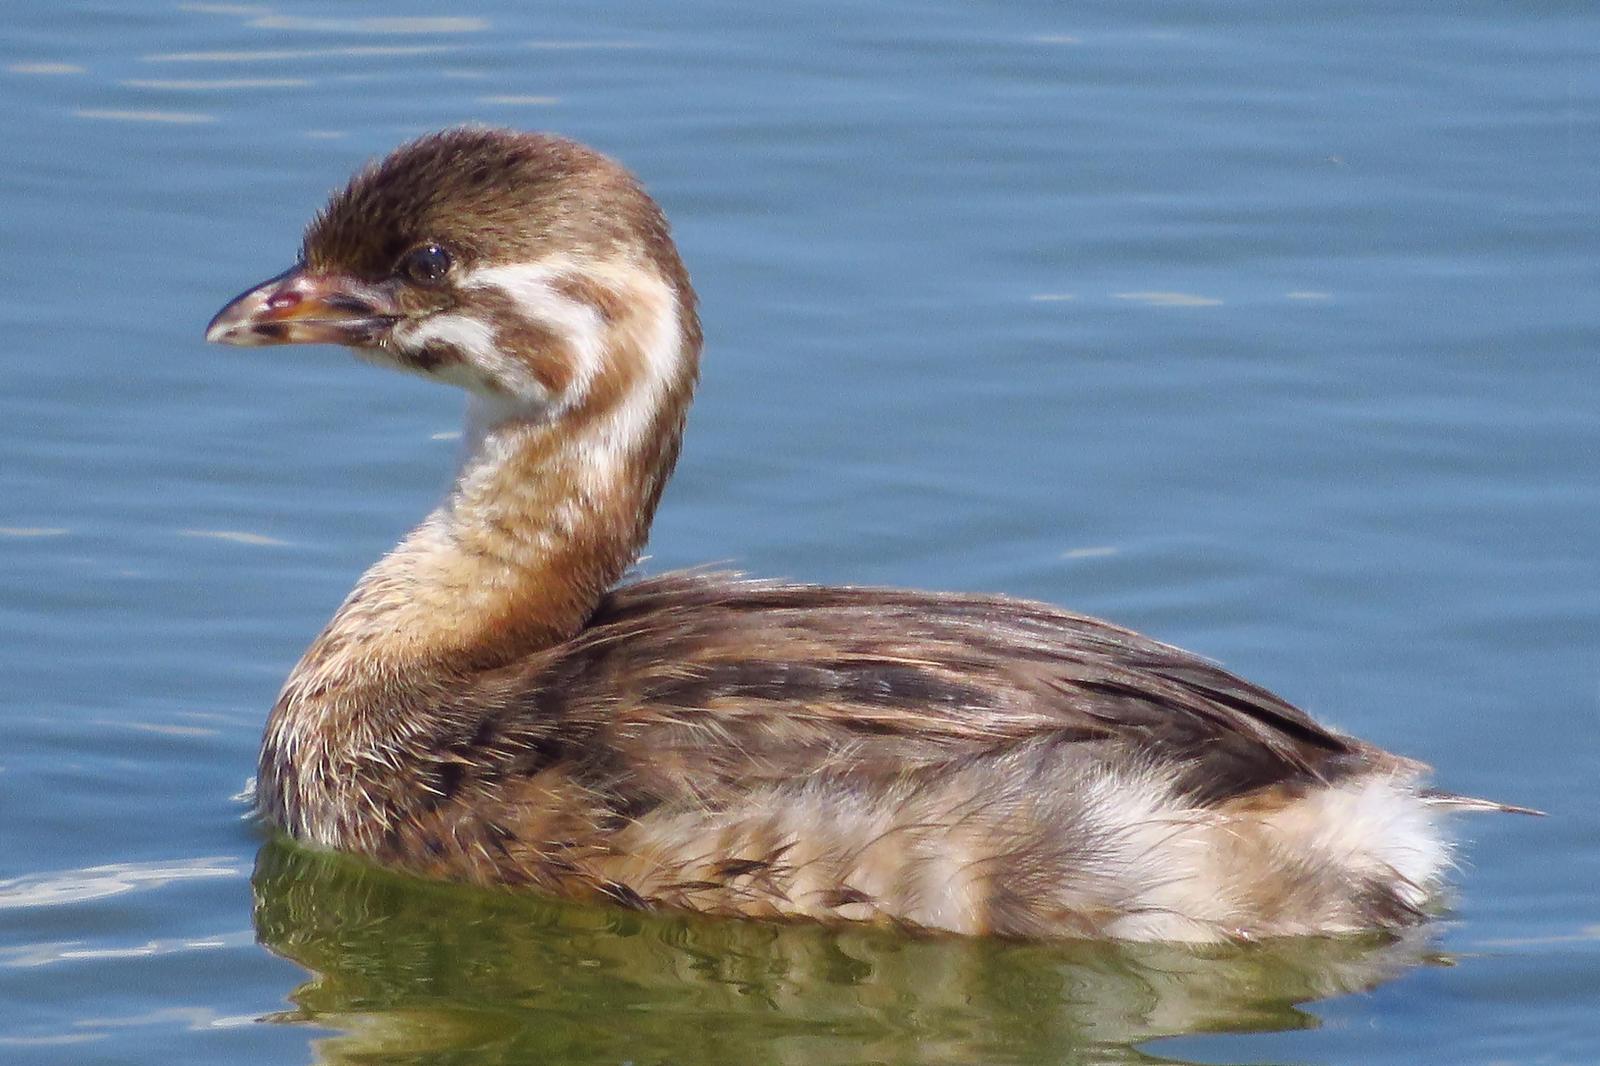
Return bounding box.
[252,840,1443,1065]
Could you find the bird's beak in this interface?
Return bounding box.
[205,266,401,348]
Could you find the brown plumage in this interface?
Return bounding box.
[206,127,1529,942]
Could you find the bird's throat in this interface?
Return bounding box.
[321,396,679,679]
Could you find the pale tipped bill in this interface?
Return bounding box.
[205,266,400,348]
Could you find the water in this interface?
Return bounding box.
[2,2,1595,1062]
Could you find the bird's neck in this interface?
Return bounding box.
[332,281,693,667]
[257,240,700,843]
[267,262,695,803]
[351,408,661,665]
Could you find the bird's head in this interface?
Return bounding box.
[207,127,700,426]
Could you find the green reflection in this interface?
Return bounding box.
[252,838,1443,1065]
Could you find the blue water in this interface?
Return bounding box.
[3,2,1596,1063]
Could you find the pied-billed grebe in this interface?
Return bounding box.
[207,128,1529,941]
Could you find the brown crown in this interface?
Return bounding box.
[302,127,692,300]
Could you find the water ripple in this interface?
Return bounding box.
[74,108,216,124]
[1113,290,1224,307]
[0,858,242,911]
[478,95,559,106]
[179,529,291,547]
[177,3,272,15]
[122,77,310,91]
[74,1005,260,1031]
[7,62,86,75]
[248,15,488,34]
[144,45,458,63]
[523,39,645,50]
[2,931,254,969]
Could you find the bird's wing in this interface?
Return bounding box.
[455,571,1380,816]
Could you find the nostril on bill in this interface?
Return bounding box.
[325,294,376,315]
[266,291,302,312]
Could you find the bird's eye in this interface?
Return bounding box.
[399,243,452,286]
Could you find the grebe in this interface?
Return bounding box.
[207,128,1527,941]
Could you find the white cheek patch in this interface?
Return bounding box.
[394,312,497,362]
[391,311,554,408]
[459,261,607,401]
